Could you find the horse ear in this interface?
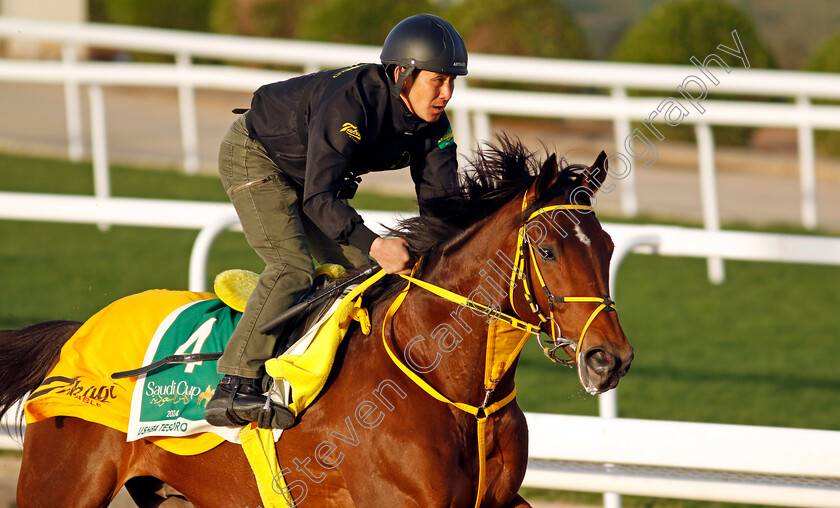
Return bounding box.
[532,153,559,198]
[582,150,608,193]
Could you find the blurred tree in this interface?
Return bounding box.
[208,0,246,35]
[803,29,840,73]
[611,0,773,68]
[99,0,213,32]
[88,0,108,23]
[297,0,433,45]
[447,0,588,59]
[611,0,776,146]
[802,29,840,157]
[209,0,320,39]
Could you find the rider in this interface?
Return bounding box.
[205,14,469,429]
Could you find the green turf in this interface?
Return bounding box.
[2,152,838,508]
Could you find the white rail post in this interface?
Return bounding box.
[611,86,638,217]
[796,95,818,230]
[600,394,622,508]
[189,215,242,292]
[88,84,110,199]
[88,84,112,232]
[62,43,84,161]
[472,109,492,148]
[599,232,661,423]
[177,51,200,174]
[600,231,661,508]
[695,123,725,284]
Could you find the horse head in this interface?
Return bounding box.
[395,138,633,398]
[515,150,633,394]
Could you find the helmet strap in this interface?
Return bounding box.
[390,63,416,100]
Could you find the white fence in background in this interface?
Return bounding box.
[0,192,402,291]
[524,413,840,508]
[2,192,840,507]
[3,15,840,239]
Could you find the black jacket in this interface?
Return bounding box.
[245,63,459,253]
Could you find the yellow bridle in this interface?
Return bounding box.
[379,191,617,508]
[512,193,616,366]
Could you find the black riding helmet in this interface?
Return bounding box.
[380,14,468,99]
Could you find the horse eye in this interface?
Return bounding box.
[539,247,556,261]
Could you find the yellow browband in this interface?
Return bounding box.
[379,192,616,508]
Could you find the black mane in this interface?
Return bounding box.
[392,135,589,256]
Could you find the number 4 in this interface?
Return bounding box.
[174,318,217,373]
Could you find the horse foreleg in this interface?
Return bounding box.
[18,417,127,508]
[504,494,532,507]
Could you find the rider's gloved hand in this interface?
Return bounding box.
[369,237,412,274]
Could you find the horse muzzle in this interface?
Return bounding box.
[577,343,634,395]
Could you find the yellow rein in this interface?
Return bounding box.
[379,194,616,508]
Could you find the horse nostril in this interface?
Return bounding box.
[584,348,613,374]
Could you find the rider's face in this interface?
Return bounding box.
[399,69,456,123]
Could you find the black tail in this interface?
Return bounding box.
[0,321,81,427]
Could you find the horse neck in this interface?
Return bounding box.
[390,203,523,407]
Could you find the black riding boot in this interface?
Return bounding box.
[204,375,295,429]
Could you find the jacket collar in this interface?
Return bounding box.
[390,89,429,134]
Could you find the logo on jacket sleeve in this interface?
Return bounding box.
[437,127,454,150]
[340,123,362,143]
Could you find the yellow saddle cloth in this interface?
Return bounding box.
[23,265,379,461]
[24,289,227,455]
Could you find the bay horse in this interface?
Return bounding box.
[1,138,633,507]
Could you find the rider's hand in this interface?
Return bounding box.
[369,237,412,275]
